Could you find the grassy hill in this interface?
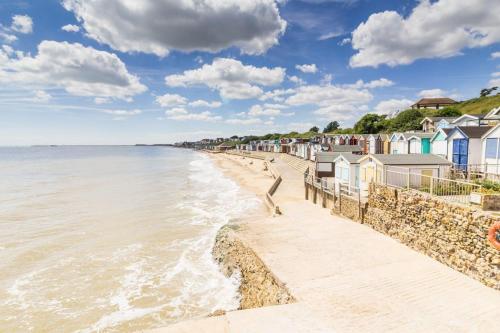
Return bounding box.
[453,94,500,115]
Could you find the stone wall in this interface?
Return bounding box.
[332,194,365,222]
[212,226,295,309]
[365,184,500,290]
[482,193,500,211]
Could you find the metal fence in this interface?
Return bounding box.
[450,164,500,183]
[383,169,482,205]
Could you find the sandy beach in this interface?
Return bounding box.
[146,151,500,333]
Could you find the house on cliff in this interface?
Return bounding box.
[411,97,457,110]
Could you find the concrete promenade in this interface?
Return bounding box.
[145,154,500,333]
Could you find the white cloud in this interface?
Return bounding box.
[62,0,286,56]
[263,103,288,109]
[346,78,394,89]
[166,109,221,122]
[259,88,295,102]
[11,15,33,34]
[0,31,17,43]
[1,15,32,43]
[373,99,413,115]
[61,24,80,32]
[320,73,333,85]
[155,93,188,107]
[248,105,282,117]
[418,88,447,98]
[102,109,142,116]
[285,82,374,123]
[94,97,110,104]
[350,0,500,67]
[188,99,222,108]
[0,41,147,100]
[288,75,305,85]
[226,118,263,125]
[318,31,343,41]
[32,90,52,102]
[314,104,369,121]
[489,72,500,87]
[295,63,318,73]
[339,38,351,46]
[286,84,372,106]
[492,52,500,59]
[165,58,285,100]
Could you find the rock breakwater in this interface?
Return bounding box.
[212,226,294,309]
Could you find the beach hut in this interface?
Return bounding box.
[333,153,362,192]
[330,145,363,154]
[452,114,484,127]
[315,152,341,178]
[447,126,492,170]
[368,134,380,154]
[481,124,500,175]
[380,134,391,154]
[407,133,433,154]
[389,133,409,154]
[420,117,458,132]
[356,134,370,154]
[358,154,452,195]
[483,107,500,126]
[430,128,453,158]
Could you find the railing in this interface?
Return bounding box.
[450,164,500,183]
[383,169,482,205]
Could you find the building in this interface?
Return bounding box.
[315,152,341,178]
[430,128,453,158]
[408,133,433,154]
[481,124,500,175]
[411,97,457,110]
[333,153,362,192]
[390,133,409,154]
[446,126,492,170]
[358,154,452,195]
[420,116,458,132]
[451,114,486,127]
[482,107,500,126]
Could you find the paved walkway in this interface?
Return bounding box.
[146,156,500,333]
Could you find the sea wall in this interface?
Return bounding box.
[332,194,366,222]
[365,183,500,290]
[212,226,294,309]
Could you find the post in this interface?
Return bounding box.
[407,170,410,190]
[430,176,434,196]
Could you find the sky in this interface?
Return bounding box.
[0,0,499,145]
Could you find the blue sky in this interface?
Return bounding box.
[0,0,499,145]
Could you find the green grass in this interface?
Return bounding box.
[454,95,500,115]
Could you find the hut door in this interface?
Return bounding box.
[452,139,468,170]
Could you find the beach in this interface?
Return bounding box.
[150,151,500,333]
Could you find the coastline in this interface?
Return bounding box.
[147,151,500,333]
[207,152,294,309]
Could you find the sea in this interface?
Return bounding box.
[0,146,263,332]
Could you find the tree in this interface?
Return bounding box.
[480,87,498,97]
[434,107,461,117]
[322,121,340,133]
[353,114,386,134]
[388,109,424,132]
[309,126,319,133]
